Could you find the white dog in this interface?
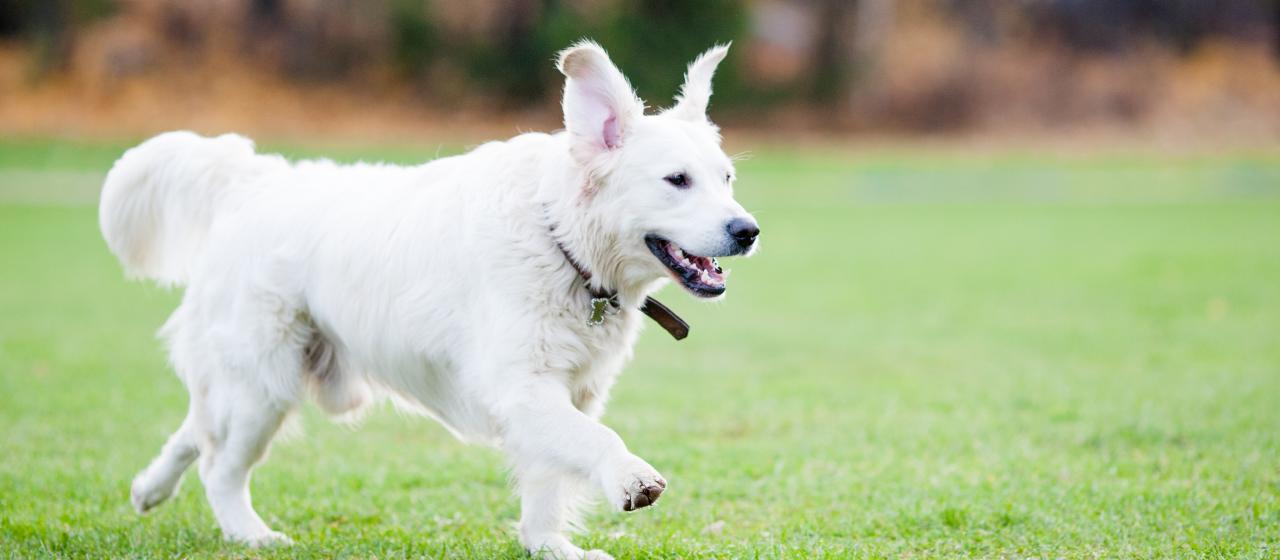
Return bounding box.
[100,41,758,559]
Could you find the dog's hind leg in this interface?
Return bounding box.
[196,381,294,547]
[131,409,199,513]
[162,275,308,546]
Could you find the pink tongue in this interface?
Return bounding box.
[703,259,724,282]
[665,243,725,283]
[690,256,723,282]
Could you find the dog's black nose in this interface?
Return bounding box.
[727,217,760,248]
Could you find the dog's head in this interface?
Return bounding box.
[557,41,759,299]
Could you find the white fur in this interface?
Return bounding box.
[106,41,755,560]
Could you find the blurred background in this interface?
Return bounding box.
[1,0,1277,142]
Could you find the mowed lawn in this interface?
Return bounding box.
[1,138,1278,559]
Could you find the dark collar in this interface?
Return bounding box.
[554,240,689,341]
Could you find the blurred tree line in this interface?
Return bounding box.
[1,0,1276,132]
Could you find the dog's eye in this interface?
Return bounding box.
[725,173,733,183]
[664,173,689,188]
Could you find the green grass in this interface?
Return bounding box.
[1,138,1278,558]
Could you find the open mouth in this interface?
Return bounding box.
[645,235,726,298]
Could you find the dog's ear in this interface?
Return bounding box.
[664,43,730,122]
[557,41,643,165]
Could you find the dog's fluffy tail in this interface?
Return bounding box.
[100,131,287,286]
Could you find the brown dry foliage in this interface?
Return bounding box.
[1,0,1276,145]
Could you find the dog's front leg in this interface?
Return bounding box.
[517,466,607,560]
[498,379,665,558]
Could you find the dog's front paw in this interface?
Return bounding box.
[599,454,666,512]
[523,532,613,560]
[229,530,293,548]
